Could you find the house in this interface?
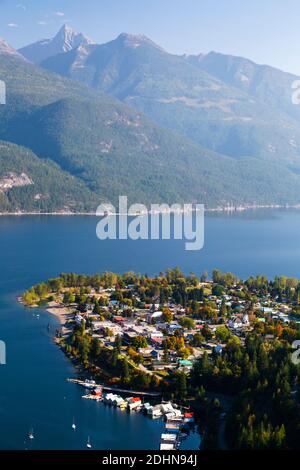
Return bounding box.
[265,334,275,341]
[178,359,193,369]
[149,304,160,312]
[123,331,138,344]
[150,350,162,361]
[261,307,274,314]
[150,331,164,340]
[92,320,113,330]
[130,325,148,336]
[214,344,223,355]
[183,332,194,340]
[150,336,163,347]
[122,319,136,329]
[228,317,243,329]
[148,311,163,323]
[139,347,154,357]
[167,323,182,334]
[113,316,125,323]
[74,313,84,325]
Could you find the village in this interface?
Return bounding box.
[21,269,300,449]
[36,270,299,379]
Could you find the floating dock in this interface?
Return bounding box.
[159,413,195,450]
[82,394,102,401]
[67,378,161,397]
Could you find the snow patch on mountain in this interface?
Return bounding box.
[18,24,94,63]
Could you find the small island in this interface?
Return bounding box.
[22,268,300,449]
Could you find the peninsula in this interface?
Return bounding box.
[22,268,300,449]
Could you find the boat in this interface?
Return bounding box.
[142,402,151,413]
[72,417,76,430]
[86,436,92,449]
[92,386,103,399]
[84,379,96,389]
[183,412,195,424]
[160,433,178,444]
[127,397,142,411]
[28,428,34,440]
[103,392,118,404]
[160,442,175,450]
[112,395,126,407]
[165,411,176,420]
[148,404,163,418]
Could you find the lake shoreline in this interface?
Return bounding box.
[0,203,299,217]
[46,301,73,329]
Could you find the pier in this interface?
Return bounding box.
[67,378,161,397]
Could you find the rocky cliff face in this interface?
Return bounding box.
[0,172,33,192]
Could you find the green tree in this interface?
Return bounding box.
[131,336,148,350]
[179,316,195,329]
[161,307,173,323]
[216,325,231,342]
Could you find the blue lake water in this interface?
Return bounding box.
[1,209,300,449]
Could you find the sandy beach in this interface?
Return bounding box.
[46,301,73,333]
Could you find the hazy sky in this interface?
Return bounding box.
[1,0,300,75]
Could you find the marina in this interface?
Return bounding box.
[68,377,196,450]
[71,378,189,414]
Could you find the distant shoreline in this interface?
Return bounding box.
[1,203,299,217]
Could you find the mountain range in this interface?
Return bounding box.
[0,25,300,213]
[37,28,300,167]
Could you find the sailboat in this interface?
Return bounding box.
[86,436,92,449]
[28,428,34,440]
[72,417,76,430]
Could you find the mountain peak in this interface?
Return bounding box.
[55,23,75,38]
[116,33,163,50]
[60,23,74,32]
[0,38,25,59]
[18,25,94,63]
[52,24,94,53]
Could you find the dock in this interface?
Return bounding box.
[67,378,161,397]
[160,419,182,450]
[82,394,102,401]
[159,413,194,450]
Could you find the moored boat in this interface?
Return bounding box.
[183,411,195,424]
[84,379,96,389]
